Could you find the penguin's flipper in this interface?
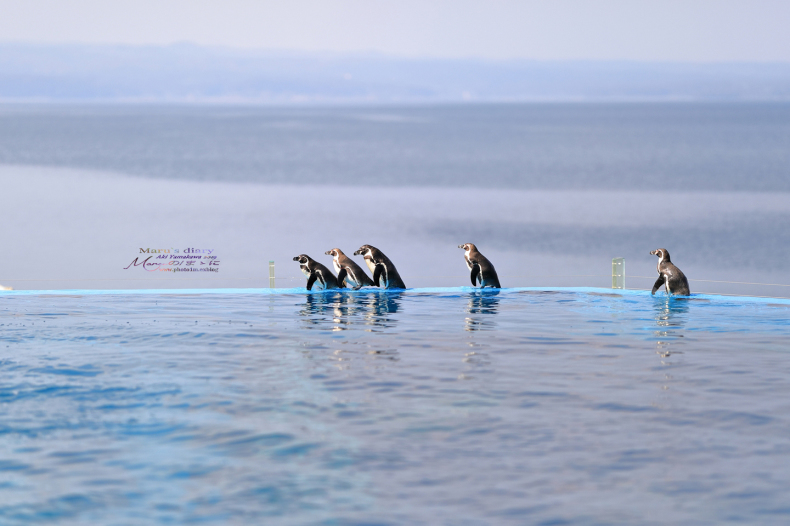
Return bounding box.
[651,276,664,295]
[306,272,317,291]
[337,268,347,288]
[470,264,480,287]
[373,264,384,287]
[316,271,326,289]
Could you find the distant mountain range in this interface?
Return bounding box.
[2,43,790,103]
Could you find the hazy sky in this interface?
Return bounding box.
[1,0,789,62]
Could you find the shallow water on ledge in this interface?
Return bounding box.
[1,288,790,525]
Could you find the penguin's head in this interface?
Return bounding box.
[354,245,373,256]
[650,248,670,262]
[458,243,476,252]
[325,248,343,258]
[293,254,310,264]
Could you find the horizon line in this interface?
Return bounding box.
[2,41,790,66]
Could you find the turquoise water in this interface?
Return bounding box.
[2,288,790,524]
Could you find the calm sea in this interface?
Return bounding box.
[1,103,789,296]
[2,103,790,191]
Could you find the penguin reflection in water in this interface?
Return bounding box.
[298,291,364,331]
[465,289,500,332]
[353,245,407,289]
[293,254,340,291]
[298,290,402,331]
[650,248,690,296]
[325,248,375,290]
[458,243,501,288]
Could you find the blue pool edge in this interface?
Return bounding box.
[2,287,789,305]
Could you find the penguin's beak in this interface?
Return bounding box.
[324,250,332,256]
[458,244,465,249]
[650,250,658,256]
[292,256,300,261]
[353,249,362,256]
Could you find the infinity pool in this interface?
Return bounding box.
[1,288,789,525]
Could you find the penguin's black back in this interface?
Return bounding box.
[369,247,407,289]
[468,248,501,289]
[659,261,690,296]
[339,254,375,287]
[308,259,341,289]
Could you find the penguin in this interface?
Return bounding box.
[293,254,341,291]
[325,248,375,290]
[352,245,407,289]
[458,243,501,288]
[650,248,690,296]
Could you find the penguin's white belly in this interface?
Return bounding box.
[300,266,311,278]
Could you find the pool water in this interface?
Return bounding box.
[1,288,790,525]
